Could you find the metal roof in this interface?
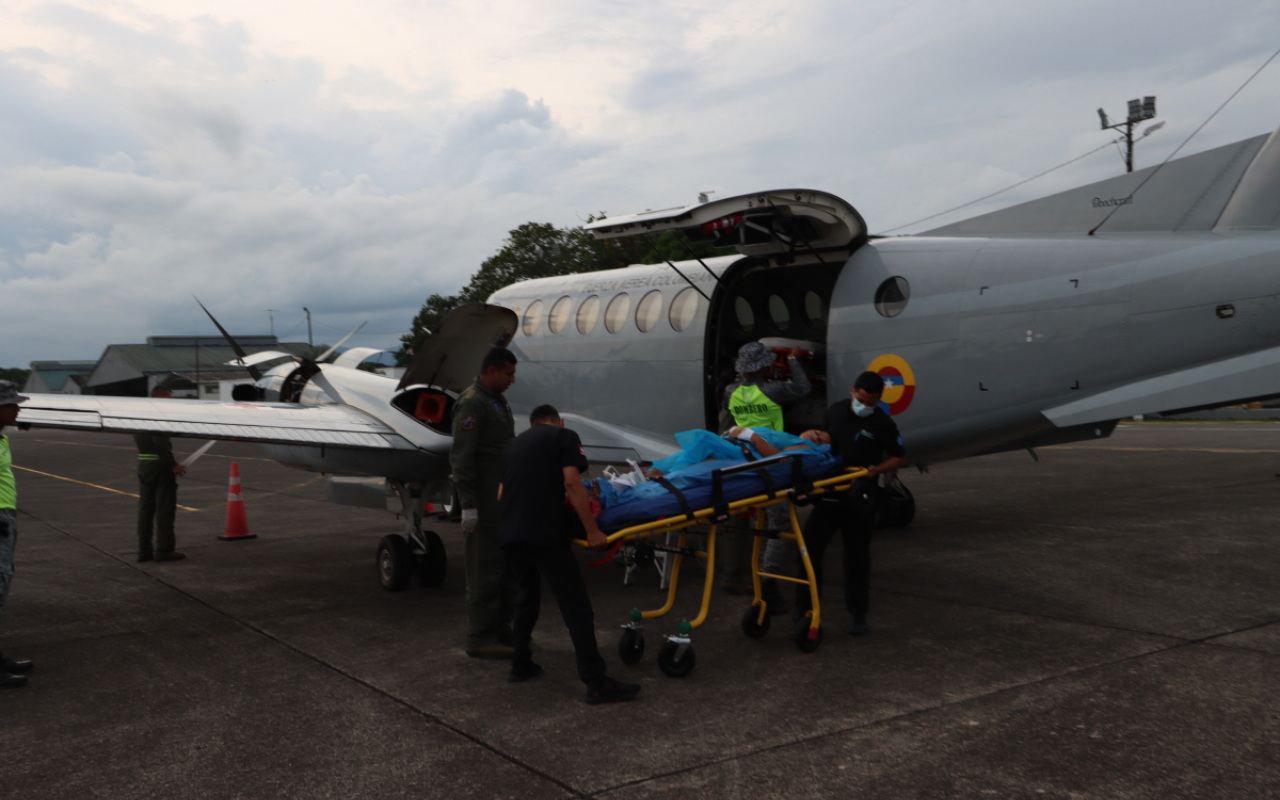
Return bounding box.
[107,342,312,373]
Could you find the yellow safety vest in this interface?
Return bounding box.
[728,384,784,431]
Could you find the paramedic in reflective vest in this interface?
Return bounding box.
[135,385,187,563]
[450,346,519,660]
[499,404,641,705]
[722,341,810,611]
[795,371,907,637]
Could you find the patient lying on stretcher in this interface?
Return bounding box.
[586,427,833,511]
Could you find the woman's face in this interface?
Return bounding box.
[800,429,831,445]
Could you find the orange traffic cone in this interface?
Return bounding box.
[219,462,257,541]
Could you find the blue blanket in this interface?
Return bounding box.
[595,451,844,531]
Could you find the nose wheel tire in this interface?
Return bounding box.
[657,641,696,677]
[415,530,447,587]
[741,604,771,639]
[377,534,414,591]
[618,628,645,665]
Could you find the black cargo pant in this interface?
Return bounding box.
[506,542,606,686]
[793,480,880,618]
[137,462,177,558]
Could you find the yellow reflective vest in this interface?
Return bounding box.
[727,384,784,431]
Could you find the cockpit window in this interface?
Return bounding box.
[734,296,755,332]
[523,300,544,336]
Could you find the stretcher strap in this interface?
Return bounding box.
[653,476,697,521]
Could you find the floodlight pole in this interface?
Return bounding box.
[303,307,313,348]
[1097,96,1157,173]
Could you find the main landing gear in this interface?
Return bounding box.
[378,481,448,591]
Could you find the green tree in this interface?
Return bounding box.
[0,368,30,385]
[397,220,720,365]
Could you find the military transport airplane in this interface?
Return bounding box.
[19,120,1280,591]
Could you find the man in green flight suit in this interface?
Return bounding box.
[450,347,519,659]
[136,385,187,563]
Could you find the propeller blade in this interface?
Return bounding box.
[313,321,368,364]
[193,296,263,381]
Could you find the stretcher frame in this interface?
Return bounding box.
[573,455,869,676]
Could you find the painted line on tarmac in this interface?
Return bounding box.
[12,465,200,512]
[23,437,275,462]
[1045,446,1280,454]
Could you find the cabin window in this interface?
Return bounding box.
[734,296,755,332]
[523,300,544,336]
[874,277,910,318]
[605,293,631,334]
[669,287,700,332]
[768,295,791,332]
[548,296,572,334]
[635,290,662,333]
[577,295,600,334]
[804,291,825,325]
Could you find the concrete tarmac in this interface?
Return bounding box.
[1,423,1278,798]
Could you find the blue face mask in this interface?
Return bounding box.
[851,398,875,417]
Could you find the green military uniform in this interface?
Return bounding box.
[449,378,518,650]
[135,433,179,559]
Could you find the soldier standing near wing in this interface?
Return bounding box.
[721,341,811,612]
[0,380,34,688]
[450,347,519,660]
[135,385,186,563]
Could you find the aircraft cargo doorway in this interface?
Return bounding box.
[705,260,842,433]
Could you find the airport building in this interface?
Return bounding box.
[21,361,99,394]
[80,336,315,398]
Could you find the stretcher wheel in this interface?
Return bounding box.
[377,534,413,592]
[618,629,645,665]
[657,641,696,678]
[415,530,447,587]
[741,604,771,639]
[796,625,823,654]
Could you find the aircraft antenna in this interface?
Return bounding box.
[1091,43,1280,235]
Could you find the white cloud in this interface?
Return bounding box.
[2,0,1280,366]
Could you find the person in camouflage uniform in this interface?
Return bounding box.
[449,347,519,659]
[135,385,187,563]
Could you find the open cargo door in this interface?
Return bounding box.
[397,304,518,392]
[583,189,867,263]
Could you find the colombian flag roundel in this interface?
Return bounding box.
[866,354,915,416]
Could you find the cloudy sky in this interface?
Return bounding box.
[3,0,1279,367]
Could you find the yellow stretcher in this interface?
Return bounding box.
[572,455,870,678]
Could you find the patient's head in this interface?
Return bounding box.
[800,429,831,445]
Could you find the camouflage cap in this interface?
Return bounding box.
[735,342,775,375]
[0,380,29,406]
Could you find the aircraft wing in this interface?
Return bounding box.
[554,413,682,464]
[18,395,416,450]
[1043,343,1280,427]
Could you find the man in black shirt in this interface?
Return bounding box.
[795,371,907,637]
[499,404,641,705]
